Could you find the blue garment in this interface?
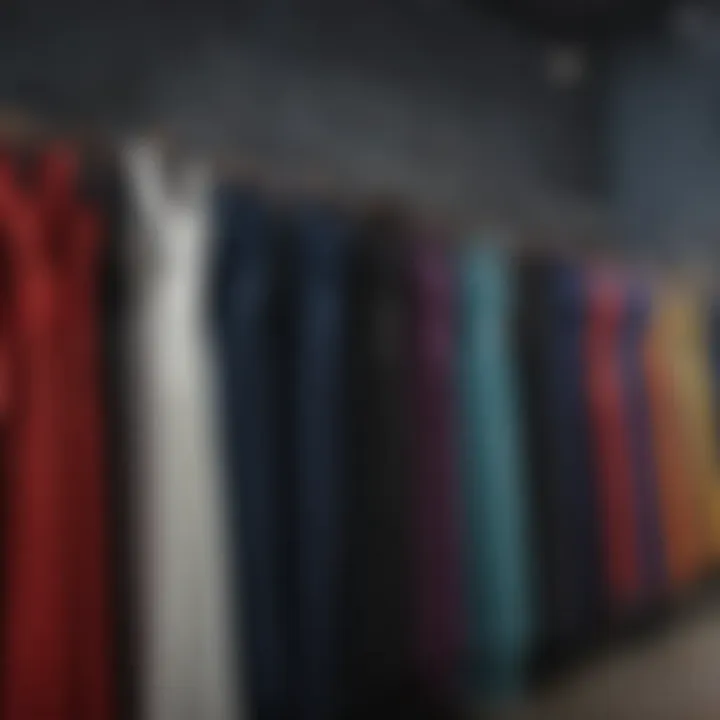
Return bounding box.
[456,245,533,698]
[288,206,351,720]
[516,257,570,658]
[544,264,605,641]
[620,285,666,598]
[212,186,288,720]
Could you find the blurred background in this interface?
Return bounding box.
[4,1,720,718]
[3,0,720,254]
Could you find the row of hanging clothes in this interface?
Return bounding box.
[1,134,720,720]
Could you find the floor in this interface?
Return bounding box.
[484,602,720,720]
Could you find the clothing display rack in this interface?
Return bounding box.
[0,107,720,720]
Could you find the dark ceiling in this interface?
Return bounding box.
[474,0,675,41]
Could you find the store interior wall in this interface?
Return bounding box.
[0,0,719,254]
[605,32,720,259]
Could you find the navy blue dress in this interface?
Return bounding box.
[212,186,289,720]
[286,205,351,720]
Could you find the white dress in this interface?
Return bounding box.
[123,140,243,720]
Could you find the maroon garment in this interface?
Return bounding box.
[0,154,72,720]
[0,149,115,720]
[39,148,115,720]
[407,241,461,708]
[585,273,642,614]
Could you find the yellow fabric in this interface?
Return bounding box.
[662,288,719,570]
[645,289,703,588]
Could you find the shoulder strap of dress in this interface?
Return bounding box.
[122,138,169,222]
[121,139,172,285]
[179,159,212,221]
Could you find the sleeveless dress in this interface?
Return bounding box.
[0,152,74,720]
[343,219,414,718]
[457,245,533,698]
[516,258,604,658]
[585,271,642,616]
[0,146,117,720]
[645,287,704,589]
[281,205,350,720]
[666,290,720,571]
[212,185,285,720]
[123,141,241,720]
[620,283,666,601]
[407,239,461,710]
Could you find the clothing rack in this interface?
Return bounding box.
[0,108,595,229]
[0,106,715,291]
[2,104,720,720]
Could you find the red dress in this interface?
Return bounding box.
[0,148,114,720]
[39,148,115,720]
[0,154,71,719]
[585,272,642,614]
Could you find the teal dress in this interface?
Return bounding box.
[457,245,534,699]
